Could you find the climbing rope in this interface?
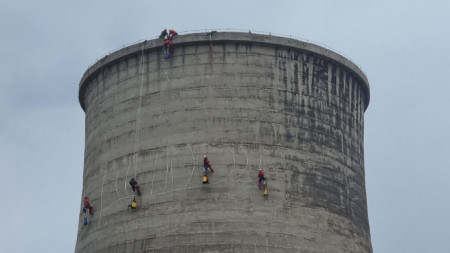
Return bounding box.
[131,42,147,179]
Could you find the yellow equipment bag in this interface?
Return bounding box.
[131,201,137,208]
[202,175,208,184]
[263,187,268,196]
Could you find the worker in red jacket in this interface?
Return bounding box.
[168,29,178,39]
[129,178,142,195]
[83,196,94,215]
[163,39,174,58]
[203,155,214,173]
[257,168,266,189]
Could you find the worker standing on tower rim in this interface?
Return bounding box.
[159,29,178,40]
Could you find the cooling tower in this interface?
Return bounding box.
[76,32,372,253]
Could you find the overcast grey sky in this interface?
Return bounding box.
[1,1,449,252]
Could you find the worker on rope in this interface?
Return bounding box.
[257,168,266,189]
[159,29,178,40]
[128,195,138,209]
[160,29,177,58]
[163,39,174,59]
[83,196,94,215]
[203,155,214,173]
[129,178,142,195]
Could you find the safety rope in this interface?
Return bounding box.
[132,42,146,178]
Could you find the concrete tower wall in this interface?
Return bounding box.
[76,32,371,253]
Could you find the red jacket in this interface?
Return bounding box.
[84,198,90,207]
[169,30,178,36]
[203,158,210,166]
[258,171,265,178]
[164,39,173,46]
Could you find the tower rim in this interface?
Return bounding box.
[78,31,370,112]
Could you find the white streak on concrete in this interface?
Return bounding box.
[125,157,132,197]
[164,149,169,191]
[171,148,180,190]
[258,147,262,169]
[222,147,236,182]
[115,169,120,199]
[231,145,249,181]
[151,151,158,195]
[98,165,108,227]
[185,147,196,187]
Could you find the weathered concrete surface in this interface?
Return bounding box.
[76,32,372,253]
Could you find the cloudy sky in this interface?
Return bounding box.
[1,1,449,252]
